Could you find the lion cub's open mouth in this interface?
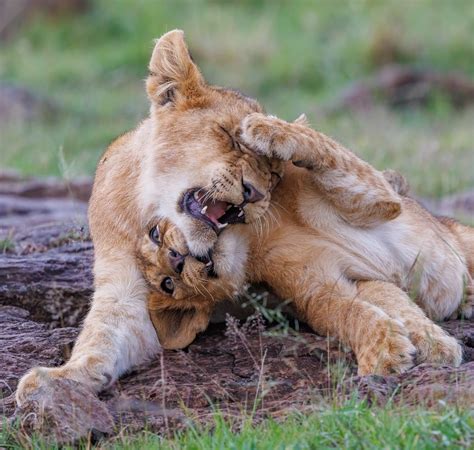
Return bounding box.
[182,188,247,232]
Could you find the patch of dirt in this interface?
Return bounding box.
[2,307,474,443]
[0,307,78,402]
[1,173,474,443]
[0,171,92,202]
[0,173,92,327]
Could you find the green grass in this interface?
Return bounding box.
[128,403,474,450]
[1,0,473,196]
[2,400,473,449]
[0,233,15,253]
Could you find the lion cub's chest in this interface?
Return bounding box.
[288,189,421,285]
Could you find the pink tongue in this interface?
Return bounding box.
[205,199,228,223]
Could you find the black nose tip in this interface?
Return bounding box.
[195,253,216,277]
[195,253,212,265]
[169,249,185,274]
[243,182,264,203]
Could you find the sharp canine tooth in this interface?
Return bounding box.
[194,191,199,201]
[217,222,228,229]
[201,205,208,215]
[206,261,213,267]
[238,210,244,217]
[226,204,232,211]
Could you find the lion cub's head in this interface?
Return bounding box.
[136,217,248,349]
[139,30,283,258]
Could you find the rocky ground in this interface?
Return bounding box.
[1,172,473,443]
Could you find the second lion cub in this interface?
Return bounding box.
[138,216,461,375]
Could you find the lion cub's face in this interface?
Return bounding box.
[137,218,248,311]
[137,217,248,349]
[140,30,283,257]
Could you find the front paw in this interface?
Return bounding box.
[17,363,111,406]
[16,366,61,406]
[357,319,416,376]
[15,374,114,442]
[239,113,296,161]
[415,331,462,366]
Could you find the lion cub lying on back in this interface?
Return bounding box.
[138,215,462,375]
[138,112,474,375]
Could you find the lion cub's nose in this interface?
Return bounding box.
[243,182,264,203]
[168,249,185,274]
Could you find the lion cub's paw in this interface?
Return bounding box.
[239,113,296,161]
[16,366,60,406]
[411,328,462,367]
[357,319,416,376]
[382,169,410,196]
[17,363,111,406]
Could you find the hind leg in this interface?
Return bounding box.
[300,282,416,376]
[357,280,462,366]
[261,240,416,376]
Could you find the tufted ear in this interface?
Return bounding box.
[146,29,205,107]
[294,113,309,126]
[149,305,211,350]
[382,169,410,196]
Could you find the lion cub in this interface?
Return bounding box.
[139,216,461,374]
[239,113,474,323]
[136,217,248,349]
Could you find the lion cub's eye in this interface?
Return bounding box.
[161,277,174,295]
[149,225,161,245]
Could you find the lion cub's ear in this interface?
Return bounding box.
[294,113,309,126]
[382,169,410,196]
[150,306,211,350]
[147,29,205,107]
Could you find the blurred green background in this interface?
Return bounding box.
[0,0,473,196]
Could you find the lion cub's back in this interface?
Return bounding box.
[89,120,152,250]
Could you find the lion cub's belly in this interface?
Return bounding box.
[294,193,467,319]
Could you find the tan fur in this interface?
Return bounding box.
[16,31,470,405]
[142,222,461,375]
[16,29,276,404]
[143,115,470,375]
[239,114,471,322]
[437,217,474,317]
[356,281,462,366]
[239,114,470,373]
[137,217,247,349]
